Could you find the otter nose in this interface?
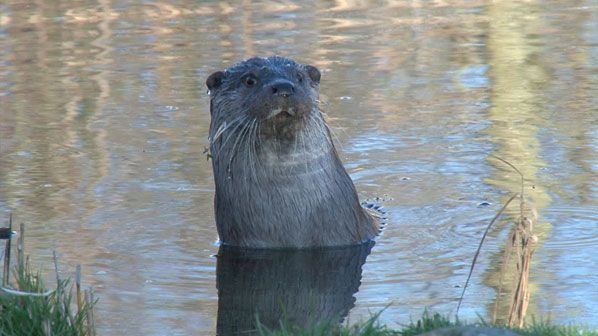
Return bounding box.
[270,80,295,98]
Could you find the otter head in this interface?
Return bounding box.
[206,56,321,140]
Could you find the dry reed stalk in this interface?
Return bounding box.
[506,203,537,327]
[85,290,92,335]
[458,157,538,328]
[2,213,12,286]
[90,289,97,336]
[488,156,538,328]
[54,250,80,327]
[85,288,97,336]
[17,222,25,274]
[53,251,64,316]
[76,264,83,313]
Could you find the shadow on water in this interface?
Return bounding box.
[215,241,374,335]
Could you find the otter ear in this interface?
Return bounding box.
[305,65,321,84]
[206,71,225,91]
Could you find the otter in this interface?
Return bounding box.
[206,56,378,248]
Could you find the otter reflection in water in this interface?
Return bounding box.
[216,242,374,335]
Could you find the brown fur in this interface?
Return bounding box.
[206,56,377,248]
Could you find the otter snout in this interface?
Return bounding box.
[266,79,299,118]
[270,80,295,98]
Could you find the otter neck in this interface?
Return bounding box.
[257,114,333,170]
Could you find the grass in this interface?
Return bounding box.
[255,311,398,336]
[514,319,597,336]
[256,311,597,336]
[254,311,455,336]
[0,260,95,336]
[0,221,96,336]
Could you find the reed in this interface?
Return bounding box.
[457,156,538,327]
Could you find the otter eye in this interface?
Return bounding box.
[243,74,257,87]
[297,72,304,83]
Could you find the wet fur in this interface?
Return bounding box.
[207,56,377,248]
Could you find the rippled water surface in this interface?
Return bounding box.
[1,1,596,335]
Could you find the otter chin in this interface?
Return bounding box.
[206,56,378,248]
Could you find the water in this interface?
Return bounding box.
[0,1,596,335]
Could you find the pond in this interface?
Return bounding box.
[0,1,596,335]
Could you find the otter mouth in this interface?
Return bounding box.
[267,107,297,119]
[280,108,295,117]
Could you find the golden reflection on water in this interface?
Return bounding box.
[483,0,596,323]
[0,1,596,335]
[484,0,550,322]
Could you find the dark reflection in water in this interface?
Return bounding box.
[216,242,374,335]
